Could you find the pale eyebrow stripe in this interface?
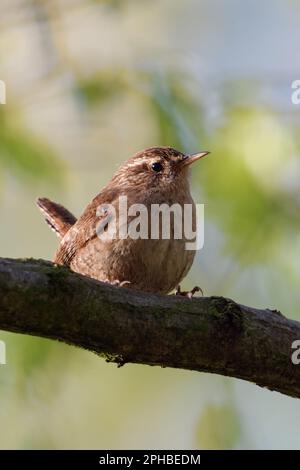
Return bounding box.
[127,157,161,168]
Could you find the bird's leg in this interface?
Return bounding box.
[104,279,131,288]
[175,285,203,299]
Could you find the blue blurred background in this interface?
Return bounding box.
[1,0,300,449]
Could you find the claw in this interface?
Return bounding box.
[104,279,131,288]
[118,280,131,288]
[175,285,203,299]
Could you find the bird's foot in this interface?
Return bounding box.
[175,285,203,299]
[104,279,131,288]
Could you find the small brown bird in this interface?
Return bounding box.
[37,147,208,295]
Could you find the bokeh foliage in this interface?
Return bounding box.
[0,0,300,450]
[0,108,62,187]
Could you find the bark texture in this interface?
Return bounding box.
[0,257,299,399]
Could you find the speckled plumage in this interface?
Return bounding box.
[37,147,207,294]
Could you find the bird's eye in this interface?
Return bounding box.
[151,162,163,173]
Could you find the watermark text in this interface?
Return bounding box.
[96,196,204,251]
[0,80,6,104]
[0,340,6,365]
[291,80,300,104]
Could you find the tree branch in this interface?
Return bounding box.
[0,257,299,399]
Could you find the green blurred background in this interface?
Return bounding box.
[1,0,300,450]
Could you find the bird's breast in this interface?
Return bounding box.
[71,190,197,294]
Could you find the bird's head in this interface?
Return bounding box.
[111,147,209,193]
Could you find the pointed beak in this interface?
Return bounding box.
[181,151,210,167]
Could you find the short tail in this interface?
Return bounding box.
[37,197,77,239]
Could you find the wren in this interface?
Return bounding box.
[37,147,209,295]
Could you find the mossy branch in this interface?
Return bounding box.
[0,258,299,399]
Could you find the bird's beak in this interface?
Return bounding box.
[181,151,210,167]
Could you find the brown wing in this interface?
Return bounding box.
[54,186,120,266]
